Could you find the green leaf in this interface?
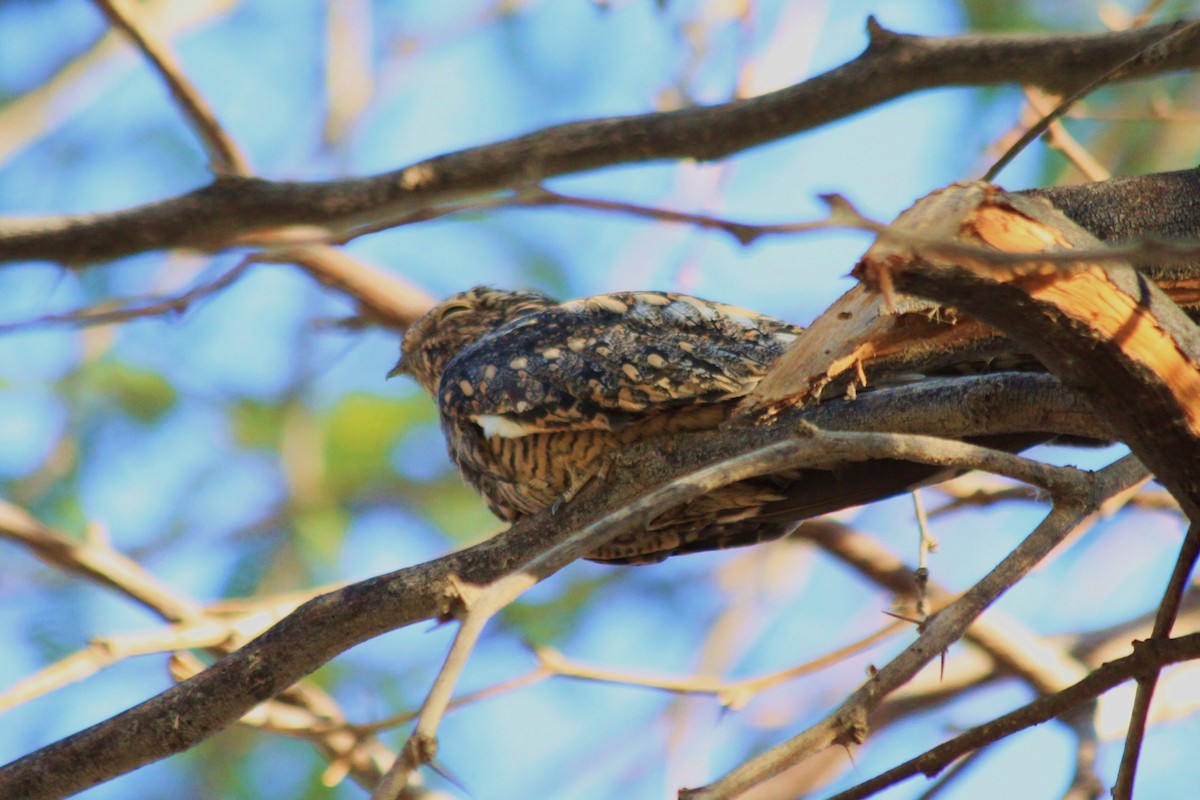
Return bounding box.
[87,362,177,422]
[324,392,435,496]
[294,503,350,563]
[230,399,286,450]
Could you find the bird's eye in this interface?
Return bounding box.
[438,302,472,322]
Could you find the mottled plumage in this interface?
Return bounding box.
[392,286,807,564]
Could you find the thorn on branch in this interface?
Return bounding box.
[864,15,902,50]
[834,708,870,748]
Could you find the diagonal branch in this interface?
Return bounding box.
[824,630,1200,800]
[0,372,1110,800]
[681,455,1147,800]
[92,0,250,175]
[3,18,1199,266]
[377,429,1099,798]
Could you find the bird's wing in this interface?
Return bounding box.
[438,291,802,436]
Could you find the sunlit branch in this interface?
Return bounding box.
[5,18,1200,265]
[683,456,1147,800]
[92,0,250,175]
[824,631,1200,800]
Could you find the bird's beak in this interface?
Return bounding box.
[386,358,407,380]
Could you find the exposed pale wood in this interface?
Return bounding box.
[854,182,1200,517]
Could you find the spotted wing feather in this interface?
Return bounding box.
[439,291,802,435]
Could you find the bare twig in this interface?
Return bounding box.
[92,0,250,175]
[529,624,906,709]
[0,1,236,166]
[681,456,1146,800]
[800,519,1091,696]
[983,20,1200,181]
[5,19,1200,265]
[1023,88,1111,182]
[0,259,251,334]
[1112,522,1200,799]
[1060,706,1104,800]
[527,188,1200,275]
[0,501,202,621]
[352,668,552,735]
[823,631,1200,800]
[514,186,834,245]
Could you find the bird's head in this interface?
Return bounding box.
[389,286,556,396]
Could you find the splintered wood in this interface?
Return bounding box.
[736,284,1006,417]
[738,183,1013,418]
[873,183,1200,440]
[741,183,1200,455]
[746,179,1200,521]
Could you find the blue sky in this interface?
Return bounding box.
[2,2,1194,799]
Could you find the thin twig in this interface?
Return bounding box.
[351,668,553,735]
[515,186,832,245]
[911,749,985,800]
[1023,88,1111,182]
[1060,706,1104,800]
[912,489,934,622]
[800,519,1091,696]
[0,501,202,621]
[0,260,251,334]
[529,621,907,709]
[92,0,250,175]
[1111,522,1200,799]
[682,455,1147,800]
[984,19,1200,181]
[823,631,1200,800]
[0,1,235,165]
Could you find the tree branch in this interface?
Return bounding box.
[0,371,1109,800]
[857,183,1200,518]
[824,631,1200,800]
[3,18,1199,266]
[681,456,1147,800]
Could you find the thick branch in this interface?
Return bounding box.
[1030,169,1200,279]
[858,183,1200,517]
[0,372,1104,799]
[3,19,1199,265]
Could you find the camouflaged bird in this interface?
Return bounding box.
[391,286,811,564]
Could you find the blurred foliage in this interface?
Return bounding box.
[231,397,286,450]
[75,360,178,423]
[500,574,614,645]
[959,0,1043,31]
[323,393,433,497]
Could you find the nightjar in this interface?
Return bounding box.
[391,286,996,564]
[390,286,827,563]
